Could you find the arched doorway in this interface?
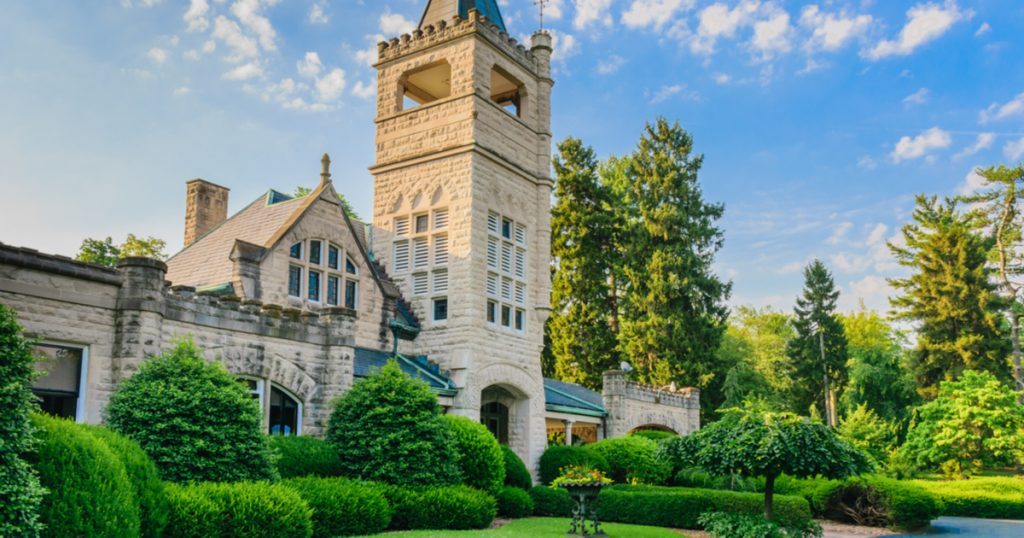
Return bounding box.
[480,384,529,455]
[629,424,678,435]
[481,401,509,444]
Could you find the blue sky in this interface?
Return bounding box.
[1,0,1023,314]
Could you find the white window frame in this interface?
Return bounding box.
[37,340,90,423]
[269,382,303,436]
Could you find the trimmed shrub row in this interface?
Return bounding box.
[164,482,313,538]
[269,436,343,479]
[495,486,534,518]
[539,445,610,485]
[383,485,496,531]
[529,486,575,517]
[597,485,813,529]
[282,477,391,537]
[912,477,1024,520]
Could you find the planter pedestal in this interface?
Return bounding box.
[559,483,609,536]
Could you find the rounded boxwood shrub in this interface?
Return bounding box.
[442,415,505,492]
[282,477,390,537]
[326,360,458,486]
[528,485,573,517]
[164,482,313,538]
[590,436,672,485]
[495,485,534,518]
[29,414,140,538]
[105,339,276,483]
[0,305,45,538]
[384,485,496,530]
[502,445,533,490]
[270,436,343,478]
[538,445,610,485]
[84,425,169,538]
[822,476,941,530]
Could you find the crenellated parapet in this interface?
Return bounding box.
[602,370,701,438]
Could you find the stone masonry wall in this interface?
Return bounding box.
[602,370,701,438]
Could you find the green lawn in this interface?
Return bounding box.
[365,518,685,537]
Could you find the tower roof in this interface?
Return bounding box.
[419,0,506,32]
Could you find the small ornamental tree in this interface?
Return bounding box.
[0,305,45,538]
[693,405,871,520]
[326,360,458,486]
[899,370,1024,478]
[104,339,276,483]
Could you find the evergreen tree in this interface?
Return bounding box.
[548,138,620,389]
[960,165,1024,395]
[616,118,731,394]
[786,260,848,426]
[890,195,1010,399]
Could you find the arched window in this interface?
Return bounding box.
[269,385,302,436]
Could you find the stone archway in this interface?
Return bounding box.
[629,423,679,435]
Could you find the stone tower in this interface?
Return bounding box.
[371,0,553,470]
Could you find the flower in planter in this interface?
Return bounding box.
[550,465,613,488]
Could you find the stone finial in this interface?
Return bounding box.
[320,153,332,186]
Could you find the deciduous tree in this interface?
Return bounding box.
[839,310,917,424]
[76,234,167,266]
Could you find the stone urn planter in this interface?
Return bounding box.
[558,482,610,536]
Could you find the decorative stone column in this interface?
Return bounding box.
[113,257,168,382]
[563,419,575,445]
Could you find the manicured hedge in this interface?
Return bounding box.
[502,445,533,490]
[674,467,758,492]
[282,477,391,537]
[821,476,941,530]
[495,486,535,519]
[590,436,672,485]
[443,415,505,492]
[629,430,677,442]
[269,436,343,479]
[539,445,610,485]
[529,486,574,517]
[912,477,1024,520]
[597,485,813,530]
[164,482,313,538]
[30,414,141,538]
[84,425,170,538]
[383,485,496,531]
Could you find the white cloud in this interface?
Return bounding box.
[689,0,759,55]
[551,31,580,61]
[379,12,416,36]
[173,86,191,96]
[121,0,163,7]
[799,5,872,52]
[596,55,624,75]
[750,10,792,60]
[649,84,698,104]
[622,0,694,31]
[297,52,323,78]
[351,80,375,99]
[308,2,328,25]
[1005,137,1024,161]
[212,15,259,62]
[857,156,878,170]
[831,252,871,273]
[574,0,613,30]
[184,0,210,32]
[865,1,970,60]
[902,87,929,106]
[890,127,952,163]
[147,47,168,64]
[953,133,995,160]
[844,275,893,312]
[545,0,565,21]
[827,221,853,245]
[354,39,381,67]
[713,72,731,85]
[867,223,888,246]
[958,167,988,196]
[315,68,346,102]
[777,261,805,274]
[230,0,279,52]
[974,22,990,37]
[223,61,263,80]
[979,92,1024,123]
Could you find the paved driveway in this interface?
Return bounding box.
[881,516,1024,537]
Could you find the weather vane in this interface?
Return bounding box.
[534,0,550,30]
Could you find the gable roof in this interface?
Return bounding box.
[354,348,457,396]
[544,378,607,417]
[419,0,506,32]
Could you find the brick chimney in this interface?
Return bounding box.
[184,179,229,246]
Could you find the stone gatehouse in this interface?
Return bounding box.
[0,0,700,475]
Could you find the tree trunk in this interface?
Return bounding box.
[1013,313,1024,402]
[819,331,833,427]
[764,474,776,521]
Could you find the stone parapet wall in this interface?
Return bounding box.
[602,370,701,438]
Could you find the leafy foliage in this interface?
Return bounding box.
[889,195,1010,398]
[501,445,533,490]
[83,425,169,538]
[550,464,613,487]
[294,186,361,220]
[692,405,871,520]
[281,477,391,537]
[495,486,534,519]
[839,310,918,424]
[104,339,277,483]
[628,429,677,441]
[899,370,1024,477]
[718,307,797,410]
[549,138,622,388]
[442,415,505,492]
[269,435,343,479]
[76,234,167,266]
[538,445,610,485]
[528,485,575,517]
[698,511,822,538]
[655,432,700,478]
[837,404,897,466]
[820,476,941,530]
[0,305,44,538]
[29,414,140,538]
[589,435,672,485]
[325,359,458,486]
[164,482,313,538]
[383,485,496,531]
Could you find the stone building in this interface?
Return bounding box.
[0,0,699,475]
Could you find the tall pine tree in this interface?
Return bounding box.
[548,138,621,388]
[616,118,731,393]
[889,195,1010,399]
[786,260,848,426]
